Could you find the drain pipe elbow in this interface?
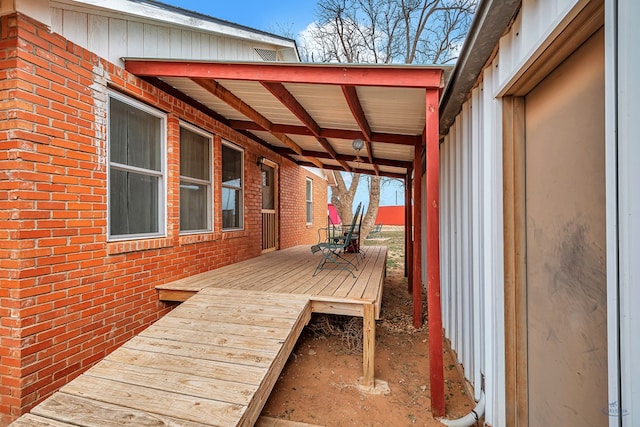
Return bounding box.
[438,391,485,427]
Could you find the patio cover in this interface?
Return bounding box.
[123,59,447,417]
[123,60,448,178]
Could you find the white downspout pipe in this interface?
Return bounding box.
[438,391,485,426]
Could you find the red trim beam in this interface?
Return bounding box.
[124,60,444,89]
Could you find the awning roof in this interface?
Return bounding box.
[124,60,449,178]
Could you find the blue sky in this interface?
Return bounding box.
[160,1,317,35]
[159,1,406,208]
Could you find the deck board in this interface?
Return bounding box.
[157,245,387,319]
[15,288,311,427]
[12,246,387,427]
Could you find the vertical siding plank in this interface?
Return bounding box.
[169,28,182,58]
[127,21,144,57]
[448,124,458,350]
[441,137,450,336]
[108,18,127,66]
[454,116,463,357]
[88,15,109,61]
[51,8,63,33]
[157,26,171,57]
[63,10,88,47]
[143,24,159,57]
[471,86,484,401]
[181,30,193,58]
[461,102,472,380]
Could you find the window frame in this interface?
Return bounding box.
[306,177,313,225]
[221,140,245,231]
[179,122,214,234]
[107,90,167,241]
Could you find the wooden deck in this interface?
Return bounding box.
[11,246,387,427]
[157,245,387,320]
[11,288,312,427]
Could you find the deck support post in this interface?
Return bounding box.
[362,302,376,388]
[425,90,445,417]
[405,170,413,292]
[412,142,423,329]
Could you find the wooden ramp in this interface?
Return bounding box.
[11,288,311,427]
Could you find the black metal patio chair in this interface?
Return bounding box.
[311,202,362,277]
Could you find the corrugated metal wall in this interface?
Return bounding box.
[437,1,589,425]
[439,59,505,424]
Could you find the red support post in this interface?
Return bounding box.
[426,90,445,417]
[405,171,413,291]
[412,143,422,329]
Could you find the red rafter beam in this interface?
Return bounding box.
[262,82,350,172]
[192,78,323,168]
[228,120,420,146]
[297,161,405,179]
[342,85,378,175]
[125,60,444,89]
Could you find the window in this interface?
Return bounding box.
[180,124,212,232]
[221,142,244,230]
[108,93,165,239]
[306,178,313,224]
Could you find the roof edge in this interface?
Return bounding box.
[439,0,521,135]
[51,0,298,49]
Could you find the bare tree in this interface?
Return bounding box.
[306,0,476,238]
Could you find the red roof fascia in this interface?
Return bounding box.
[124,60,443,89]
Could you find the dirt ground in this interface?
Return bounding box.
[261,230,476,426]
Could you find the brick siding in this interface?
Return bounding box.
[0,13,327,423]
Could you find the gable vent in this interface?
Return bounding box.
[254,48,278,62]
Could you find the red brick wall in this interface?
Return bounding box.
[0,13,327,423]
[279,168,329,249]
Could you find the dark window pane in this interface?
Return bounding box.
[180,128,210,181]
[110,169,159,235]
[110,97,161,171]
[222,187,241,229]
[180,181,208,231]
[222,145,242,187]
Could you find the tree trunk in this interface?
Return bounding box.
[330,172,360,225]
[360,176,381,239]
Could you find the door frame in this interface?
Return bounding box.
[500,3,605,424]
[261,159,279,253]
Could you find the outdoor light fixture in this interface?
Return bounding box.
[352,138,365,162]
[256,156,265,167]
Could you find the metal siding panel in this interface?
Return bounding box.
[471,86,484,401]
[484,62,506,427]
[616,0,640,423]
[441,137,450,337]
[461,102,473,380]
[449,124,458,351]
[454,116,463,359]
